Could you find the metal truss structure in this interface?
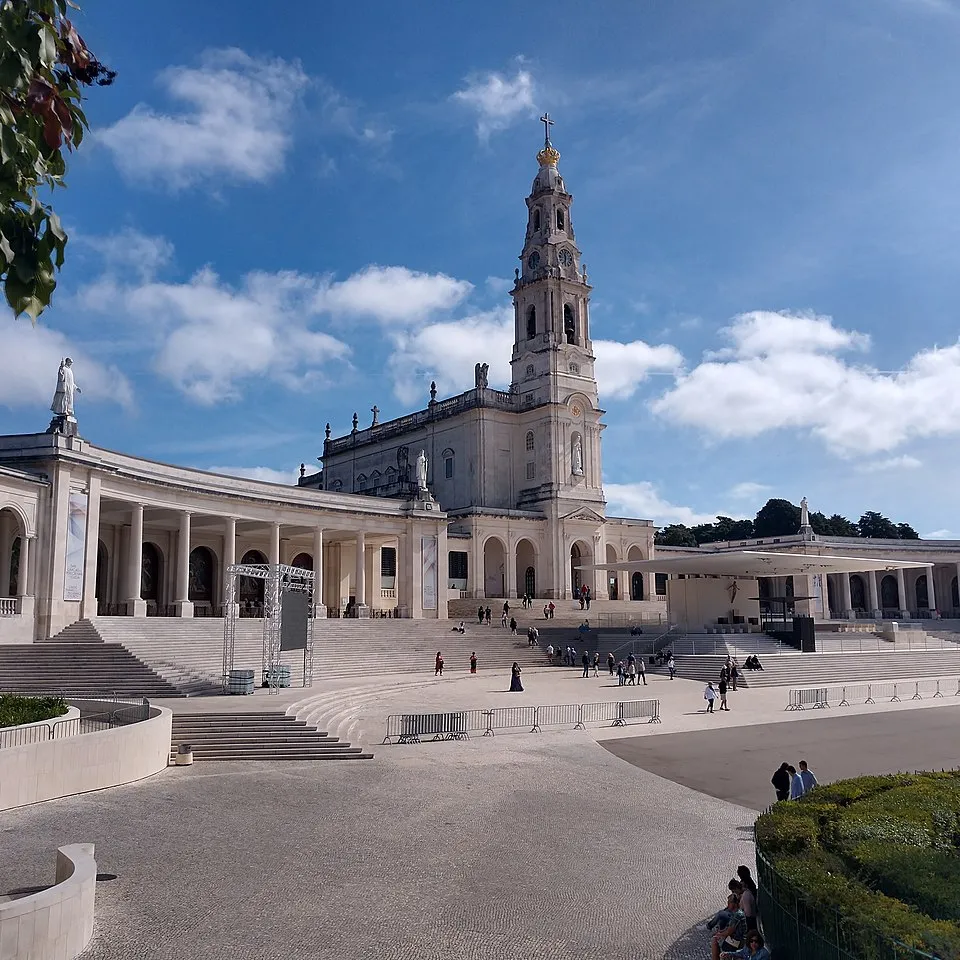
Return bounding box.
[222,563,316,695]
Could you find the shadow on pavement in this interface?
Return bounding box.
[663,921,712,960]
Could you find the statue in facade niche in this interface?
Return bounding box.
[572,437,584,476]
[51,358,80,417]
[416,449,429,493]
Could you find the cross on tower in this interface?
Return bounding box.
[540,112,554,144]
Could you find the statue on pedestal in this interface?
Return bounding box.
[474,362,489,389]
[47,358,81,435]
[800,496,809,527]
[416,449,429,494]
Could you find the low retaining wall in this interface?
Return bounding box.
[0,705,172,810]
[0,842,97,960]
[0,705,81,748]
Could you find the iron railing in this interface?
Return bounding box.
[0,695,151,749]
[786,677,960,710]
[382,697,660,743]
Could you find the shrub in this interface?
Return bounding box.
[0,694,68,728]
[756,771,960,959]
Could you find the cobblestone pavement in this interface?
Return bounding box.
[0,736,754,960]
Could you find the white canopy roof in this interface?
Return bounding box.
[580,550,931,578]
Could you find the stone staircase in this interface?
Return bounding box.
[669,648,960,687]
[448,597,670,628]
[170,712,372,761]
[0,641,183,698]
[89,616,552,691]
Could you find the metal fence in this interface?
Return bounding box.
[786,676,960,710]
[383,697,660,743]
[756,834,938,960]
[0,696,151,749]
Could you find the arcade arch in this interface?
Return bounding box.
[515,539,537,598]
[483,537,506,598]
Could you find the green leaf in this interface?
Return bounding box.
[47,210,65,242]
[38,23,56,68]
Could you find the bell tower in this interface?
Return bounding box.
[510,115,598,404]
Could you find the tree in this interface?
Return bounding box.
[857,511,899,539]
[655,524,697,547]
[895,522,920,540]
[810,511,859,537]
[1,0,114,320]
[714,516,754,541]
[753,498,801,538]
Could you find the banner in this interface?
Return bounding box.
[63,491,88,601]
[421,536,438,610]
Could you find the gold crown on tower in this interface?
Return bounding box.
[537,143,560,167]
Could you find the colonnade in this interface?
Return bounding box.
[813,564,959,619]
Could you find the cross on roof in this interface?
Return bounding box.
[540,113,554,144]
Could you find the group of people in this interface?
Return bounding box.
[705,865,770,959]
[576,584,593,610]
[702,655,741,712]
[771,760,818,801]
[613,651,648,685]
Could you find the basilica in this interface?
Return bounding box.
[2,123,960,642]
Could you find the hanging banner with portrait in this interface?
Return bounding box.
[421,536,438,610]
[63,491,88,601]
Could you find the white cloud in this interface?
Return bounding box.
[485,276,513,296]
[98,48,308,189]
[206,465,299,485]
[387,307,514,404]
[594,339,683,399]
[857,455,923,472]
[80,228,174,281]
[452,66,535,139]
[922,528,953,539]
[319,265,472,324]
[652,310,960,455]
[728,481,771,500]
[0,315,133,413]
[317,81,393,149]
[605,481,720,526]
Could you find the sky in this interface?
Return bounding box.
[6,0,960,537]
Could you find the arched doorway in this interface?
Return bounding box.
[141,543,162,602]
[849,575,865,612]
[570,540,592,597]
[188,546,215,603]
[291,552,313,571]
[0,507,25,597]
[239,549,266,611]
[606,543,619,600]
[880,575,899,611]
[515,539,536,597]
[915,575,929,611]
[483,537,506,597]
[631,572,644,601]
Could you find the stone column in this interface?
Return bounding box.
[16,535,31,598]
[896,567,909,618]
[839,573,854,620]
[80,476,102,619]
[265,521,281,615]
[312,528,326,618]
[175,511,194,617]
[268,522,281,567]
[354,530,368,617]
[396,533,412,617]
[126,504,147,616]
[222,517,237,618]
[505,539,517,599]
[955,562,960,616]
[867,570,880,619]
[0,513,13,598]
[926,565,937,615]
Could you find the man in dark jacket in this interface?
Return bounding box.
[771,762,791,802]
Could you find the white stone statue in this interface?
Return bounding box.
[800,496,809,527]
[572,437,583,476]
[416,449,428,493]
[51,358,80,417]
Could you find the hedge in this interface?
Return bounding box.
[0,694,68,729]
[756,771,960,959]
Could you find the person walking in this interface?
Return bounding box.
[477,606,484,625]
[548,601,555,619]
[607,651,616,676]
[585,587,591,610]
[531,626,539,647]
[592,651,600,677]
[626,660,637,685]
[638,656,647,686]
[546,643,554,659]
[501,610,508,629]
[485,606,491,624]
[730,658,740,691]
[617,661,626,685]
[543,603,550,620]
[704,682,717,713]
[581,650,590,678]
[667,654,676,680]
[718,676,729,710]
[788,764,804,800]
[509,662,523,692]
[469,652,477,674]
[798,760,819,794]
[771,762,791,802]
[503,600,510,618]
[435,651,444,676]
[509,616,517,635]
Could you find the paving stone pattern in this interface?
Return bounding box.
[0,738,752,960]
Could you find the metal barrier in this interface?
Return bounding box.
[383,698,660,743]
[786,676,960,710]
[0,695,153,749]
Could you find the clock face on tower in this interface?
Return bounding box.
[558,248,573,267]
[526,251,541,270]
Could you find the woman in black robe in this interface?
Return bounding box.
[509,662,523,692]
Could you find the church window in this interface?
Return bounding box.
[448,551,468,585]
[526,364,534,377]
[331,479,342,492]
[357,474,367,491]
[526,462,535,480]
[569,362,579,374]
[525,431,535,451]
[532,208,541,231]
[523,392,534,405]
[385,466,397,485]
[526,305,536,339]
[655,573,668,596]
[371,470,381,488]
[563,303,576,344]
[556,208,565,230]
[442,448,455,480]
[380,547,397,579]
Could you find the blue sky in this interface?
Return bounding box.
[5,0,960,535]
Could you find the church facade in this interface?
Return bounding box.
[308,126,660,607]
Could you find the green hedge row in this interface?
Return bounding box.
[0,694,69,728]
[756,772,960,959]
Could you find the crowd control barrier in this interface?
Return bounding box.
[786,676,960,711]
